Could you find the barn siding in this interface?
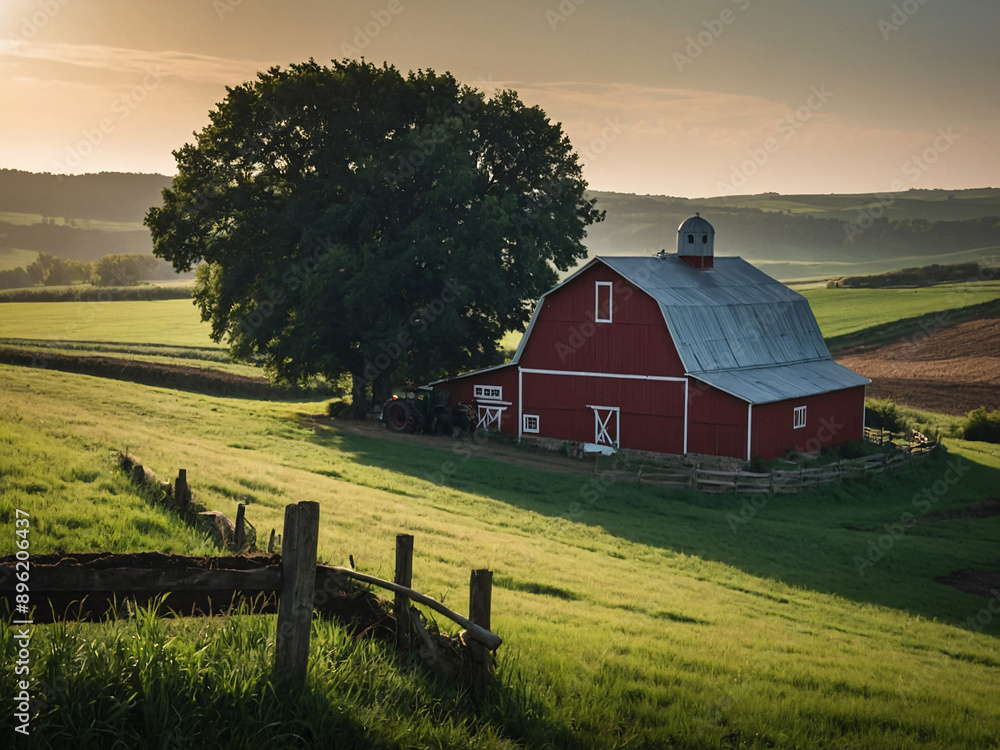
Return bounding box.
[687,380,749,459]
[521,372,685,453]
[751,385,866,460]
[440,365,520,435]
[519,264,686,377]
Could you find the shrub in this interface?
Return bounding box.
[865,399,909,432]
[962,407,1000,443]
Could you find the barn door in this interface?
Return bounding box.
[476,404,505,431]
[588,405,620,448]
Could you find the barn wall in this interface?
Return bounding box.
[686,380,749,459]
[519,263,686,376]
[751,385,866,460]
[521,372,686,453]
[435,365,520,435]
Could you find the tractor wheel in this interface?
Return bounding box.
[384,400,415,433]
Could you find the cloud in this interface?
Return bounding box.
[0,41,273,85]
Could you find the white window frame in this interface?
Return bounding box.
[793,405,807,430]
[522,414,540,434]
[474,384,503,401]
[595,281,613,324]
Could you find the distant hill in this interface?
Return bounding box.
[583,188,1000,279]
[1,170,998,281]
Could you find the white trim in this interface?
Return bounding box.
[522,414,540,434]
[793,405,807,430]
[474,384,503,401]
[520,368,686,383]
[517,366,524,440]
[587,405,620,447]
[595,281,613,323]
[683,377,689,455]
[746,403,753,462]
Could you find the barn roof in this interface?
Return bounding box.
[560,255,868,404]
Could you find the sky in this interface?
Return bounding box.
[1,0,998,198]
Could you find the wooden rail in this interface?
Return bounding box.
[601,441,936,495]
[0,502,500,686]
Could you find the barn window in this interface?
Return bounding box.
[474,384,502,401]
[793,405,807,429]
[702,234,709,244]
[686,234,694,243]
[595,281,613,323]
[522,414,540,434]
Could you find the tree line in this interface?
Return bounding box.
[0,252,179,290]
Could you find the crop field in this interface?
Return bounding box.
[2,364,1000,748]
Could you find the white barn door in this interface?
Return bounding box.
[588,405,620,448]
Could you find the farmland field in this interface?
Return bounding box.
[0,299,218,347]
[801,280,1000,339]
[2,364,1000,748]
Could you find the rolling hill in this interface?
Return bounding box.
[1,169,999,281]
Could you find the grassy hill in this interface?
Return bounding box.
[2,365,999,748]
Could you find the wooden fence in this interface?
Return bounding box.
[600,438,937,495]
[0,501,500,687]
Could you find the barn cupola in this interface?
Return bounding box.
[677,213,715,269]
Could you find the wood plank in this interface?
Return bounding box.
[0,567,281,593]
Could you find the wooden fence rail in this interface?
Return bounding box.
[0,501,500,686]
[603,440,936,495]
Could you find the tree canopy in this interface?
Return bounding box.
[145,59,603,410]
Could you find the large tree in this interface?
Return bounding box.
[146,59,603,413]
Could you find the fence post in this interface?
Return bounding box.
[274,501,320,686]
[234,503,246,550]
[175,469,189,510]
[469,569,493,633]
[267,528,276,554]
[468,569,494,689]
[394,534,414,649]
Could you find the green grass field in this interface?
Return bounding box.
[0,299,219,348]
[802,281,1000,338]
[2,365,999,748]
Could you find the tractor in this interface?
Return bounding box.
[379,387,475,436]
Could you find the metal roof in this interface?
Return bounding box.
[598,255,870,404]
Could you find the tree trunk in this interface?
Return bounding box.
[350,371,368,419]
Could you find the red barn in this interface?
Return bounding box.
[432,215,869,460]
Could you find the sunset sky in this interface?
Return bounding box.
[2,0,998,197]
